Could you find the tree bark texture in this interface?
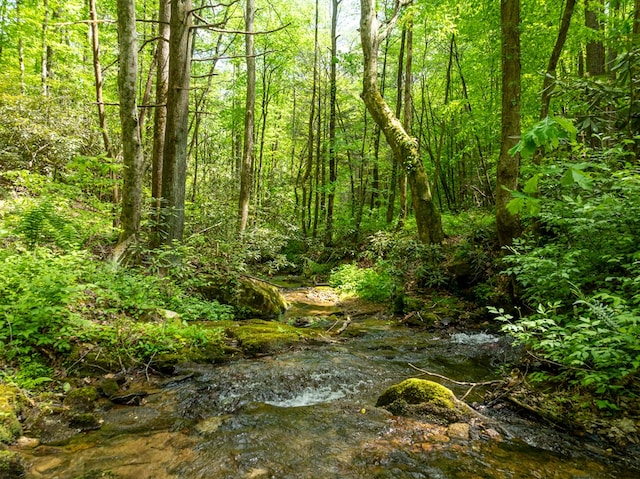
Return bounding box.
[238,0,255,235]
[360,0,443,244]
[89,0,112,157]
[160,0,192,245]
[386,28,405,225]
[496,0,522,247]
[585,0,606,76]
[324,0,340,246]
[152,0,170,210]
[116,0,145,245]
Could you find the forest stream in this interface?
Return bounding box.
[13,286,640,479]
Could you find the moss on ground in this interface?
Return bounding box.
[224,319,314,356]
[0,384,23,444]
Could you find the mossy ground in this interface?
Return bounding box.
[0,385,22,445]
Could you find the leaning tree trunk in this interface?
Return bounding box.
[360,0,443,244]
[496,0,522,247]
[115,0,145,254]
[159,0,193,246]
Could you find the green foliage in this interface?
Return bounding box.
[16,198,80,250]
[0,359,54,390]
[503,166,640,306]
[88,264,233,322]
[330,263,395,303]
[490,294,640,403]
[495,155,640,400]
[78,318,225,365]
[0,249,87,360]
[0,94,100,175]
[509,116,577,159]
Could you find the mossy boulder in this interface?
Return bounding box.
[225,320,308,356]
[199,274,288,319]
[377,378,456,409]
[0,450,25,478]
[0,385,23,444]
[376,378,471,425]
[63,386,98,413]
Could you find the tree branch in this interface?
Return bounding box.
[378,0,411,42]
[191,20,290,35]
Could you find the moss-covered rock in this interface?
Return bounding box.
[376,378,474,425]
[0,385,23,444]
[199,274,288,319]
[225,320,308,356]
[69,412,101,430]
[377,378,456,409]
[0,450,25,478]
[63,386,98,413]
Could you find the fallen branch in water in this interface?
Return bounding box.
[326,315,351,335]
[408,363,504,400]
[335,315,352,335]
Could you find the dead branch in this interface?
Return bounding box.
[408,363,504,400]
[335,315,352,335]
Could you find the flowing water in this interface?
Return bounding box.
[16,287,640,479]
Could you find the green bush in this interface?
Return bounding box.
[0,249,88,360]
[88,264,233,322]
[494,126,640,402]
[329,263,395,303]
[490,293,640,406]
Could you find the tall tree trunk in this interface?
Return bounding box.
[89,0,112,157]
[585,0,606,76]
[159,0,193,245]
[496,0,522,247]
[312,76,323,238]
[325,0,340,246]
[150,0,169,248]
[256,62,274,214]
[41,0,49,96]
[386,28,405,224]
[116,0,145,250]
[635,0,640,36]
[540,0,576,119]
[88,0,118,209]
[301,0,320,236]
[399,20,413,229]
[238,0,255,235]
[360,0,443,244]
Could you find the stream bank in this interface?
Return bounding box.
[5,286,640,478]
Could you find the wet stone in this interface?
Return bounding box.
[447,422,470,440]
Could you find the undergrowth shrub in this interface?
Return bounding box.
[0,249,88,361]
[493,116,640,404]
[87,264,233,322]
[329,263,394,303]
